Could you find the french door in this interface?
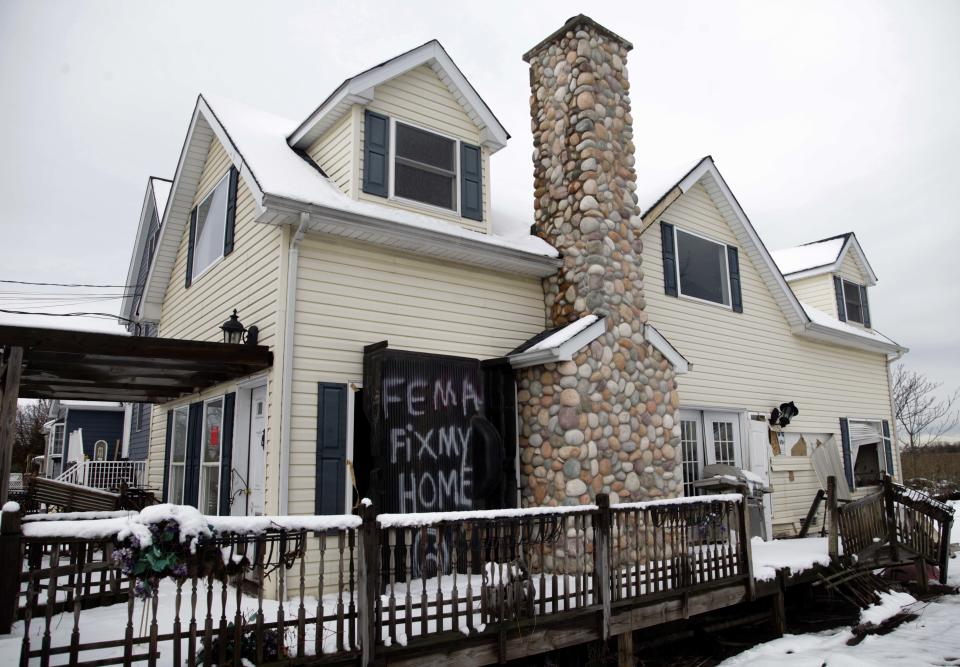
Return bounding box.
[678,409,743,495]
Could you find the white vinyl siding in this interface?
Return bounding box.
[147,136,282,497]
[285,234,545,515]
[307,112,353,195]
[357,65,490,233]
[838,249,870,285]
[643,182,898,536]
[787,274,837,316]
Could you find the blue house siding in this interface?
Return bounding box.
[64,410,126,461]
[128,404,151,461]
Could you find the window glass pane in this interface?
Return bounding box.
[712,421,736,465]
[203,399,223,464]
[680,419,700,496]
[395,123,454,171]
[676,230,730,306]
[395,163,455,209]
[193,175,229,276]
[843,281,863,324]
[170,465,184,505]
[200,467,218,515]
[52,425,64,455]
[172,408,188,463]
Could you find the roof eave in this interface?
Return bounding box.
[260,193,562,278]
[120,181,158,325]
[797,322,907,356]
[508,316,607,369]
[287,40,509,153]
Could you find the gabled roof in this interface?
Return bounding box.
[637,157,903,355]
[507,315,690,373]
[287,40,510,153]
[771,233,878,286]
[121,176,171,325]
[134,93,557,322]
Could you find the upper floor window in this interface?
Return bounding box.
[51,423,65,456]
[395,123,456,210]
[842,280,867,326]
[660,222,743,312]
[676,229,731,307]
[192,173,230,278]
[362,110,483,222]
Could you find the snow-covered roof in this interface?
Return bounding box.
[508,314,606,368]
[771,232,878,285]
[287,40,509,153]
[636,157,708,215]
[800,301,905,353]
[133,91,558,323]
[770,236,846,275]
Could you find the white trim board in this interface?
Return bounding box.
[287,40,509,153]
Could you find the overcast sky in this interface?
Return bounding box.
[1,0,958,418]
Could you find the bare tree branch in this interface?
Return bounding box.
[893,364,960,478]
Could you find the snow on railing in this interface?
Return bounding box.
[54,460,148,490]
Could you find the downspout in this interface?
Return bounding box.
[279,212,309,515]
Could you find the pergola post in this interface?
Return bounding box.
[0,346,24,504]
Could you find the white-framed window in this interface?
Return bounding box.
[390,119,459,213]
[93,440,108,461]
[192,172,230,278]
[842,280,867,326]
[168,406,190,505]
[51,423,65,456]
[675,228,732,307]
[199,396,225,515]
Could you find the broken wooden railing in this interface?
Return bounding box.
[2,493,752,666]
[833,475,954,583]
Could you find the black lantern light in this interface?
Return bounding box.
[220,309,259,345]
[769,401,799,429]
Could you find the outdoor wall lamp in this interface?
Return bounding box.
[220,309,259,346]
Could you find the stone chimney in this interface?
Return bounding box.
[517,16,681,506]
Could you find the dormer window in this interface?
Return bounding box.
[362,110,483,222]
[659,223,743,313]
[834,277,871,327]
[395,123,456,210]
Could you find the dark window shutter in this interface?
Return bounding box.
[839,417,854,489]
[316,383,348,515]
[882,419,894,476]
[660,222,678,297]
[184,401,204,507]
[185,207,198,289]
[223,167,238,257]
[728,246,743,313]
[860,285,871,328]
[460,143,483,221]
[162,410,173,501]
[362,111,390,197]
[218,392,236,515]
[833,276,847,322]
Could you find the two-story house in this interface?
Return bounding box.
[635,157,905,536]
[123,17,906,540]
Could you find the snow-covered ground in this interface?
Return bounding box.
[718,568,960,666]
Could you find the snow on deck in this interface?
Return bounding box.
[751,536,831,582]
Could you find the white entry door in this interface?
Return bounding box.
[678,409,705,496]
[703,411,743,467]
[247,385,267,516]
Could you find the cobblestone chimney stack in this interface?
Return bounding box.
[516,15,681,506]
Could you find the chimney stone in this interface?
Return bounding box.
[517,15,681,506]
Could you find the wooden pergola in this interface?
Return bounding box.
[0,324,273,502]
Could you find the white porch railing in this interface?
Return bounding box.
[54,460,148,490]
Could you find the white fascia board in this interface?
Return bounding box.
[781,264,838,282]
[120,182,157,325]
[797,323,907,355]
[508,317,607,369]
[139,98,265,322]
[288,41,508,153]
[693,161,810,330]
[643,324,690,374]
[261,193,561,277]
[835,234,879,286]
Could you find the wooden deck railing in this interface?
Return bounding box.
[834,475,954,583]
[2,494,753,666]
